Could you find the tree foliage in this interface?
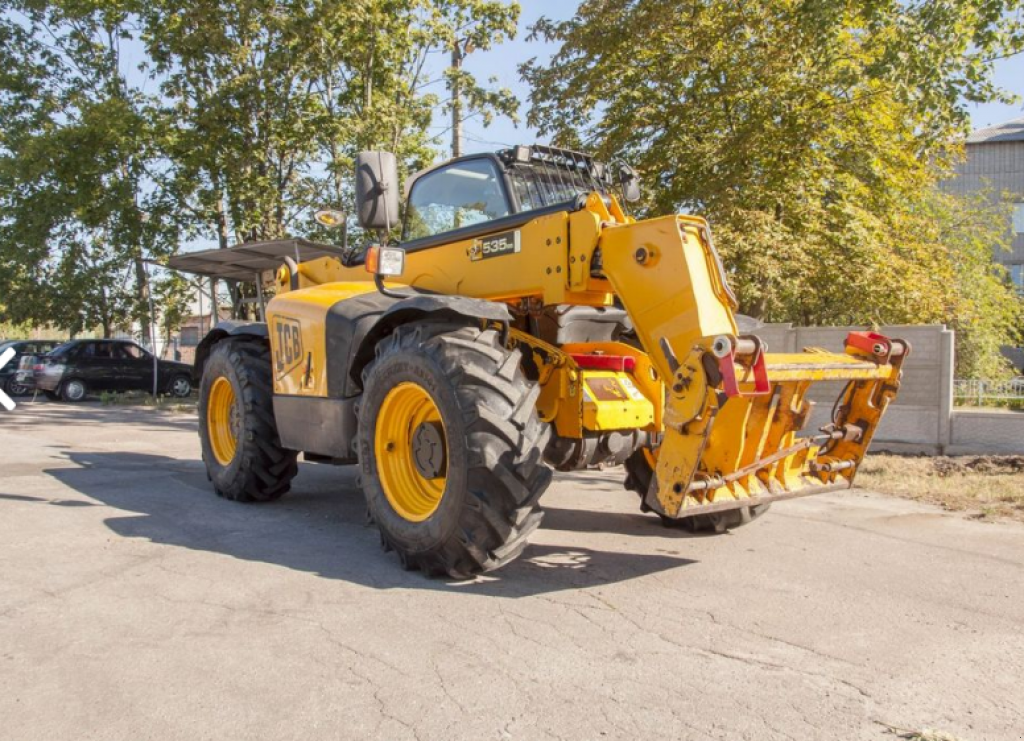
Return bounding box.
[522,0,1024,375]
[143,0,521,248]
[0,0,188,337]
[1,0,521,332]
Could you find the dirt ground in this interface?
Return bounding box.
[858,454,1024,522]
[2,400,1023,740]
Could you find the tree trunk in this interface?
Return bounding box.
[134,255,151,341]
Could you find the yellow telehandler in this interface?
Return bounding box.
[171,146,908,578]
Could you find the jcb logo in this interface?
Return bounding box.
[273,316,304,378]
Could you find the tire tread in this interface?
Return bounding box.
[200,339,298,503]
[364,322,551,578]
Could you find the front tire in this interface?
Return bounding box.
[358,322,552,579]
[169,374,192,398]
[198,339,298,502]
[61,379,87,402]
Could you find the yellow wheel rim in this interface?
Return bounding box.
[374,382,448,522]
[207,376,239,466]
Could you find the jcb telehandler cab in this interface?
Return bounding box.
[174,146,907,579]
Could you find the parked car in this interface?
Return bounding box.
[34,339,193,402]
[0,340,62,396]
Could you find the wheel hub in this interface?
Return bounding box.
[374,382,448,522]
[207,376,239,466]
[412,421,446,479]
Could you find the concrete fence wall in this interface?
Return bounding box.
[750,322,1024,455]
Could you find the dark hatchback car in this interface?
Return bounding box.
[34,339,193,402]
[0,340,61,396]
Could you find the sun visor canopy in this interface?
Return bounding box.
[166,239,349,281]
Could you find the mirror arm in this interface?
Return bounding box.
[374,271,408,300]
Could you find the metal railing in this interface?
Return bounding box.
[954,379,1024,405]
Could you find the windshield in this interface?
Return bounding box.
[405,158,511,240]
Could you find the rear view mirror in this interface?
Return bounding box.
[355,151,401,231]
[617,163,641,203]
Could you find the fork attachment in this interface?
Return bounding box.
[598,213,909,519]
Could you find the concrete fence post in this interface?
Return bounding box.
[938,328,955,453]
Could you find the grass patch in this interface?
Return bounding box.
[857,454,1024,522]
[99,390,196,413]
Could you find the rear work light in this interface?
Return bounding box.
[570,354,637,373]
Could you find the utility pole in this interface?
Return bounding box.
[451,40,463,158]
[144,261,159,398]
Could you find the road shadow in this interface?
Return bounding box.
[0,492,99,507]
[548,470,626,489]
[3,400,197,433]
[23,450,695,598]
[541,505,720,539]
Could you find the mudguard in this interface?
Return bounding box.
[192,321,269,382]
[327,291,511,398]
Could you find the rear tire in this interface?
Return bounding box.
[624,449,770,533]
[358,321,552,579]
[198,339,298,502]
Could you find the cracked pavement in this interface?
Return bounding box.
[2,402,1022,740]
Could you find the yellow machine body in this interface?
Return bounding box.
[260,189,905,519]
[267,282,378,397]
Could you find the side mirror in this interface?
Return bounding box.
[617,163,641,203]
[355,151,401,231]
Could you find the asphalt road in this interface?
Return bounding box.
[2,400,1022,741]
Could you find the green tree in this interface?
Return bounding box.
[0,0,188,338]
[141,0,521,314]
[140,0,522,240]
[522,0,1024,376]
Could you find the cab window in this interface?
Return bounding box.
[404,158,511,240]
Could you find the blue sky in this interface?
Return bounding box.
[425,1,575,155]
[444,0,1024,157]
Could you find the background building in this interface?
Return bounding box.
[942,116,1024,294]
